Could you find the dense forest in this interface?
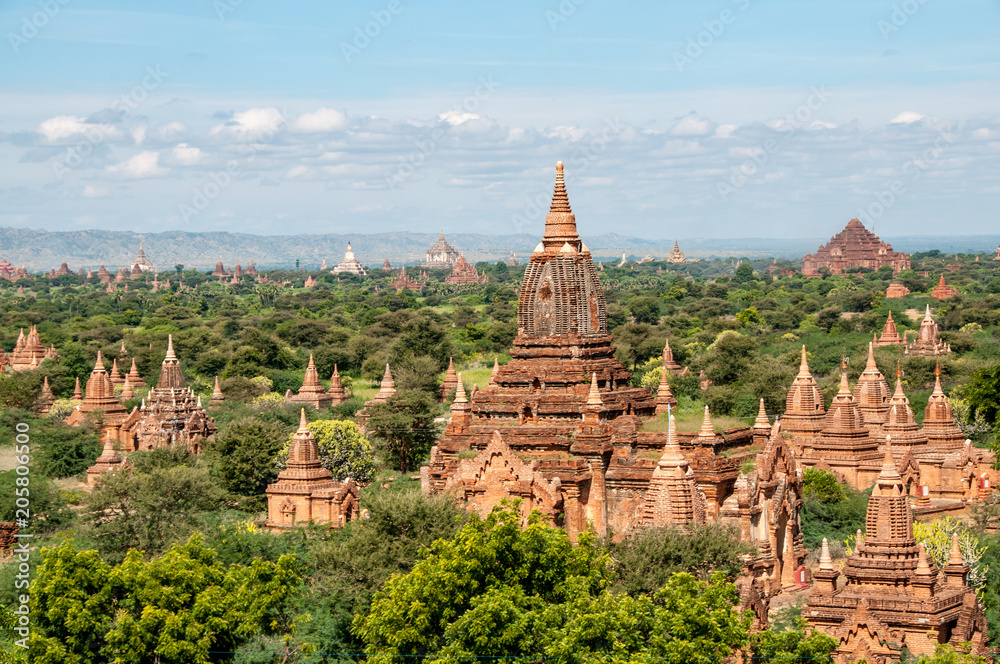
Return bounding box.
[2,250,1000,663]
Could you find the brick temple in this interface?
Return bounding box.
[801,219,910,276]
[422,163,805,596]
[781,343,994,504]
[125,334,217,452]
[806,444,987,662]
[444,254,489,285]
[9,324,59,371]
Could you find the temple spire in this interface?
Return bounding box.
[755,399,768,426]
[699,405,715,439]
[542,162,580,249]
[798,345,811,376]
[165,334,177,361]
[819,538,834,571]
[586,372,602,406]
[454,372,468,404]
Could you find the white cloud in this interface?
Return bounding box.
[153,121,187,141]
[547,126,586,141]
[131,125,147,145]
[809,121,838,130]
[292,107,348,132]
[284,165,314,180]
[37,115,121,142]
[82,185,111,198]
[889,111,926,125]
[439,111,480,126]
[106,151,166,178]
[972,128,995,140]
[211,107,285,138]
[669,113,713,136]
[172,143,203,165]
[714,124,738,139]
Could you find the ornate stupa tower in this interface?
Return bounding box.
[853,342,891,433]
[494,162,655,409]
[806,443,987,662]
[66,351,137,441]
[797,356,882,487]
[125,335,217,453]
[422,163,656,539]
[781,346,827,448]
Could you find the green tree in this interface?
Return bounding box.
[0,470,74,533]
[83,464,229,561]
[909,643,990,664]
[277,418,376,484]
[303,491,470,655]
[29,535,304,664]
[353,503,750,664]
[964,362,1000,425]
[747,619,837,664]
[0,604,28,663]
[734,262,755,284]
[736,305,764,327]
[800,469,869,549]
[627,295,661,324]
[210,416,288,502]
[0,373,41,410]
[366,390,440,472]
[609,523,756,595]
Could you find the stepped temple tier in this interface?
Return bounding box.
[806,444,986,662]
[66,350,138,441]
[874,311,904,347]
[10,325,60,371]
[421,163,805,598]
[444,254,489,285]
[266,410,359,529]
[125,335,217,452]
[422,231,461,268]
[665,240,686,263]
[931,274,960,300]
[130,242,154,273]
[288,355,334,409]
[801,219,910,276]
[905,305,951,356]
[331,242,368,276]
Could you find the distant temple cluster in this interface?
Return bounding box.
[0,324,60,372]
[802,219,911,276]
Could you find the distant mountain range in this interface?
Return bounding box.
[2,227,998,272]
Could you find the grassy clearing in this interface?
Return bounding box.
[459,367,493,391]
[351,381,379,402]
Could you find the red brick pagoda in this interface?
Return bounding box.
[801,219,910,276]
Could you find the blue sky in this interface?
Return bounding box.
[2,0,999,240]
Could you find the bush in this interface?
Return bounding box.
[609,523,756,595]
[800,468,869,549]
